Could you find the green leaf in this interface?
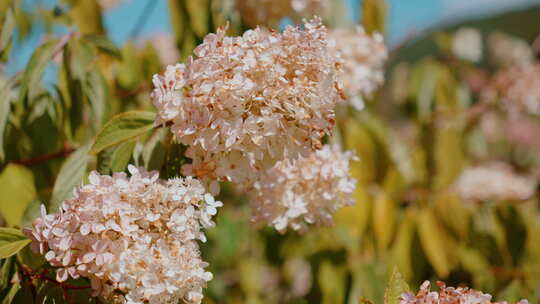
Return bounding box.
[84,69,109,131]
[18,39,58,105]
[17,244,45,271]
[0,8,15,57]
[11,282,34,304]
[0,256,15,290]
[83,34,121,58]
[20,200,41,229]
[0,75,18,162]
[1,283,20,304]
[90,111,156,155]
[111,140,136,172]
[362,0,387,34]
[0,164,36,227]
[0,228,30,259]
[384,268,410,304]
[319,261,345,304]
[49,143,91,211]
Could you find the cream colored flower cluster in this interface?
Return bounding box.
[250,145,356,233]
[400,281,528,304]
[454,162,536,202]
[482,63,540,118]
[235,0,327,27]
[330,27,388,110]
[25,166,221,304]
[152,18,343,188]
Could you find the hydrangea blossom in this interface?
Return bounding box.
[152,18,343,188]
[400,281,529,304]
[453,162,536,202]
[482,63,540,117]
[249,145,356,233]
[329,26,388,110]
[452,27,483,63]
[24,166,222,304]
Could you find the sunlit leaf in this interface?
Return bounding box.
[69,0,104,34]
[49,143,91,211]
[373,191,396,252]
[90,111,156,154]
[319,261,345,304]
[18,39,58,105]
[186,0,209,38]
[0,75,18,162]
[362,0,387,34]
[0,165,36,227]
[391,210,416,280]
[0,228,30,259]
[83,34,121,58]
[417,207,457,277]
[111,140,136,173]
[0,8,15,58]
[384,268,409,304]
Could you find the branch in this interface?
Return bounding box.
[12,144,75,166]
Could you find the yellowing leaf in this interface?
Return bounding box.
[334,184,371,239]
[434,192,470,239]
[319,261,345,304]
[391,210,416,280]
[433,125,465,190]
[362,0,387,34]
[186,0,209,38]
[343,118,377,184]
[0,164,36,227]
[373,191,396,252]
[417,207,457,277]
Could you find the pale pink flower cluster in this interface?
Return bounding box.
[152,18,343,188]
[401,281,528,304]
[330,27,388,110]
[250,145,356,233]
[235,0,327,27]
[454,162,536,202]
[25,166,222,304]
[482,63,540,118]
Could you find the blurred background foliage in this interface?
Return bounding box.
[1,0,540,303]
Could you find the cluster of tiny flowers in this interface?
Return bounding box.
[24,166,222,304]
[482,63,540,117]
[453,162,536,202]
[152,18,343,188]
[329,27,388,110]
[400,281,528,304]
[488,32,534,67]
[235,0,327,27]
[250,145,356,233]
[452,27,483,63]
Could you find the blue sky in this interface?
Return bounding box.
[6,0,540,78]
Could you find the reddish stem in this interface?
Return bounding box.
[12,144,75,166]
